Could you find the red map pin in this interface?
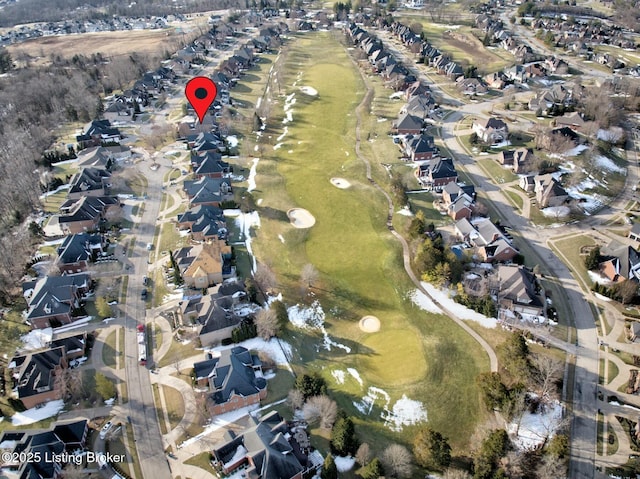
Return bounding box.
[185,76,218,124]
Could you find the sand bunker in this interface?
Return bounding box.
[359,316,381,333]
[330,177,351,189]
[287,208,316,228]
[300,86,318,96]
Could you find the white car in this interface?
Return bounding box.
[99,421,113,440]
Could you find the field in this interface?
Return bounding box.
[249,32,488,453]
[7,26,201,67]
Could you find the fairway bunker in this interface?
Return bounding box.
[299,86,318,96]
[359,315,380,333]
[330,177,351,189]
[287,208,316,228]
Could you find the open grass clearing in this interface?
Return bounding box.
[263,367,296,404]
[102,330,117,369]
[608,360,619,385]
[152,384,168,435]
[157,336,200,368]
[549,234,597,291]
[606,422,619,456]
[162,385,185,431]
[251,31,488,452]
[477,158,519,184]
[158,221,184,255]
[42,190,68,214]
[184,452,216,476]
[503,188,524,212]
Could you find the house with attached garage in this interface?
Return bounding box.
[393,112,423,135]
[177,204,227,241]
[211,411,319,479]
[67,168,112,200]
[174,239,232,288]
[496,264,545,317]
[191,152,230,179]
[55,233,105,274]
[183,177,233,207]
[499,148,535,174]
[472,117,508,144]
[9,346,68,409]
[403,134,439,161]
[534,174,570,208]
[599,244,640,283]
[193,346,267,416]
[75,119,122,149]
[455,217,518,262]
[416,158,458,190]
[57,196,121,234]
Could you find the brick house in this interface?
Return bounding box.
[416,158,458,190]
[472,117,508,144]
[174,239,232,288]
[57,196,121,235]
[177,204,227,241]
[55,233,105,274]
[193,346,267,416]
[9,347,68,409]
[455,217,518,262]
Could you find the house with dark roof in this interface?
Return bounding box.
[415,158,458,190]
[455,218,518,262]
[9,346,67,409]
[472,117,508,144]
[497,265,545,317]
[628,223,640,243]
[0,419,88,478]
[403,134,438,161]
[75,145,130,169]
[177,204,227,241]
[183,177,233,207]
[442,182,476,220]
[393,113,423,135]
[76,119,122,149]
[401,95,435,120]
[57,196,121,235]
[174,239,232,288]
[600,244,640,283]
[55,233,105,274]
[50,332,88,361]
[212,411,315,479]
[194,347,267,415]
[534,174,569,208]
[23,273,91,329]
[499,148,535,174]
[191,152,230,179]
[67,168,112,200]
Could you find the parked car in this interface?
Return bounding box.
[142,276,148,286]
[141,289,148,299]
[99,421,113,439]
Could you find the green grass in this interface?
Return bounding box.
[152,268,170,308]
[162,385,185,431]
[103,330,117,368]
[158,222,184,256]
[549,235,597,291]
[503,188,524,212]
[263,367,296,404]
[184,452,216,476]
[157,337,199,368]
[249,31,488,452]
[152,384,168,435]
[106,430,131,478]
[407,191,450,225]
[42,190,68,213]
[477,158,519,184]
[117,327,125,368]
[607,422,619,456]
[608,360,619,385]
[125,173,148,197]
[597,411,604,455]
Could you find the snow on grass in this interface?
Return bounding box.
[247,158,259,193]
[353,386,390,415]
[396,206,414,217]
[384,395,428,432]
[211,337,292,367]
[335,456,356,472]
[287,301,351,353]
[20,328,53,351]
[12,400,64,426]
[593,154,626,174]
[347,368,363,387]
[299,86,318,96]
[508,399,563,450]
[565,185,604,214]
[551,144,588,158]
[53,317,93,334]
[278,234,285,243]
[409,289,442,315]
[389,91,404,99]
[178,404,260,449]
[541,206,570,218]
[234,211,261,274]
[332,370,346,384]
[421,282,497,328]
[273,143,283,150]
[226,136,239,148]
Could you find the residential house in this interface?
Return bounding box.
[177,204,227,241]
[57,196,121,234]
[55,233,105,274]
[534,174,570,208]
[212,411,315,479]
[415,158,458,190]
[554,111,586,130]
[405,80,431,100]
[538,127,580,152]
[528,84,573,113]
[76,119,122,149]
[174,239,232,288]
[50,333,88,361]
[0,419,88,478]
[629,322,640,342]
[442,182,476,220]
[401,95,435,120]
[9,346,67,409]
[456,77,488,96]
[189,131,225,155]
[22,273,92,329]
[403,134,438,161]
[544,56,569,74]
[484,72,506,90]
[455,218,518,262]
[496,265,545,317]
[183,177,233,207]
[102,101,132,123]
[519,175,536,193]
[75,145,130,169]
[393,113,423,135]
[191,152,230,179]
[472,117,508,144]
[499,148,535,174]
[599,244,640,283]
[629,223,640,243]
[194,346,267,415]
[67,168,112,199]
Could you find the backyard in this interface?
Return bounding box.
[248,31,489,452]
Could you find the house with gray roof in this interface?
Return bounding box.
[67,168,112,200]
[177,204,227,241]
[497,265,545,317]
[55,233,105,274]
[191,152,230,179]
[9,346,67,409]
[472,117,508,144]
[212,411,316,479]
[57,196,121,235]
[393,113,423,135]
[455,218,518,262]
[193,346,267,416]
[183,177,233,207]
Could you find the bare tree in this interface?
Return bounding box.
[356,443,372,466]
[255,308,279,340]
[443,469,472,479]
[302,395,338,429]
[287,389,304,412]
[300,263,319,291]
[254,263,277,294]
[531,355,563,400]
[55,368,84,403]
[381,444,414,478]
[536,454,566,479]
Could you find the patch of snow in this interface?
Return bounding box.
[39,183,70,200]
[210,337,293,367]
[178,404,260,449]
[21,328,53,351]
[347,367,363,387]
[247,158,259,193]
[300,86,318,96]
[492,140,511,148]
[223,445,248,469]
[287,301,351,353]
[104,397,116,406]
[278,234,285,244]
[396,207,414,217]
[389,91,404,99]
[254,145,259,152]
[421,282,497,328]
[332,370,346,384]
[593,155,626,174]
[377,118,387,122]
[541,206,570,218]
[409,289,443,315]
[273,142,283,150]
[353,386,391,416]
[335,456,356,472]
[12,400,64,426]
[53,317,93,333]
[508,399,563,450]
[553,144,589,158]
[384,395,428,432]
[226,136,239,148]
[235,211,261,274]
[223,209,241,217]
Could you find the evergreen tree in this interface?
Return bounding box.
[360,458,384,479]
[413,427,452,470]
[321,454,338,479]
[294,373,327,400]
[95,373,117,400]
[331,416,359,456]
